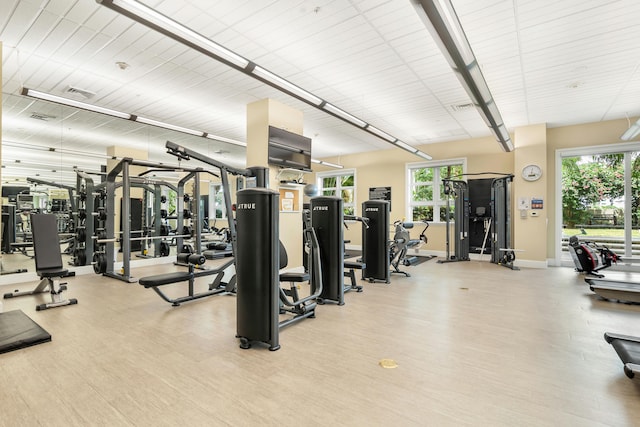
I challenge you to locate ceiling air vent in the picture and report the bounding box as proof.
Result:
[65,86,96,99]
[450,103,475,112]
[30,112,57,121]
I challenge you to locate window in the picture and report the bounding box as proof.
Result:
[317,170,356,215]
[407,159,464,222]
[211,183,226,219]
[557,143,640,264]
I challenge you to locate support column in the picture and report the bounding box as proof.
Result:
[513,124,548,267]
[247,99,304,266]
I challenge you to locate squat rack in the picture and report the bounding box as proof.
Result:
[102,158,210,282]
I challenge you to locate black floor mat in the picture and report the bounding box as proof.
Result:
[0,309,51,354]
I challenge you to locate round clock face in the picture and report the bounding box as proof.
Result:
[522,164,542,181]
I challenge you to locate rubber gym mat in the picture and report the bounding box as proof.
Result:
[0,309,51,354]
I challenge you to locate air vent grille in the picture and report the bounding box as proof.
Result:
[450,103,475,112]
[65,86,96,99]
[30,112,56,121]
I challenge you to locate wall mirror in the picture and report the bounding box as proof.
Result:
[1,91,246,279]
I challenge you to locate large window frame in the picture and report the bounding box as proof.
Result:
[210,183,227,220]
[555,141,640,266]
[406,158,466,223]
[316,169,356,215]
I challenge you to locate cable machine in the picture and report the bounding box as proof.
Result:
[438,179,470,263]
[490,175,518,270]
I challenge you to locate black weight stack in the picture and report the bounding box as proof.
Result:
[311,196,344,305]
[235,188,280,351]
[362,200,390,283]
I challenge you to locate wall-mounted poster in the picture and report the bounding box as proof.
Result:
[369,186,391,211]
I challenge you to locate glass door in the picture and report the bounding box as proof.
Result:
[559,145,640,266]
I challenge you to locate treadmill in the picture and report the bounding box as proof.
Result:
[604,332,640,378]
[586,277,640,304]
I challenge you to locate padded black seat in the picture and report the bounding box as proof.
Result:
[38,268,69,278]
[344,260,364,270]
[343,259,365,293]
[137,256,235,306]
[279,242,309,284]
[3,214,76,311]
[139,272,192,288]
[604,332,640,378]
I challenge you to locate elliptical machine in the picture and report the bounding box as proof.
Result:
[568,235,619,277]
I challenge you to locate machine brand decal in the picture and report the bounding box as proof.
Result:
[365,207,379,212]
[313,206,329,211]
[236,203,256,210]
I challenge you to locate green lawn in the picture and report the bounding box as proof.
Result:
[563,228,640,238]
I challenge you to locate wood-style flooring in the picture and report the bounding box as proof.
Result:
[1,258,640,426]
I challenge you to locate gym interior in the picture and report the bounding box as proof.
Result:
[2,1,640,425]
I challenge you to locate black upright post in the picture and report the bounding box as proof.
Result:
[236,187,280,351]
[362,200,390,283]
[311,196,344,305]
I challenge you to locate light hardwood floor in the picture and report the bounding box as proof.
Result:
[1,258,640,426]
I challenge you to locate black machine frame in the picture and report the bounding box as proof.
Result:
[438,179,470,263]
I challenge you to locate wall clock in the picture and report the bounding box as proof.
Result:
[522,164,542,182]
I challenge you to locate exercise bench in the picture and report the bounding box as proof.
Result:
[138,253,235,306]
[3,214,77,311]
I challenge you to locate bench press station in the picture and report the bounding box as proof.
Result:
[138,253,235,306]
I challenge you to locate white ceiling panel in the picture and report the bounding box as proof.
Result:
[3,0,640,186]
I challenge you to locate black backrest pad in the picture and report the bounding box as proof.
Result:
[31,214,63,271]
[279,241,288,270]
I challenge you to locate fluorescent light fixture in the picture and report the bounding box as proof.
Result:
[323,103,367,128]
[252,66,323,105]
[22,87,132,119]
[467,65,492,103]
[22,87,245,149]
[395,140,418,152]
[621,118,640,141]
[96,0,433,161]
[411,0,513,153]
[311,159,344,169]
[135,116,204,136]
[366,125,396,142]
[430,0,475,65]
[205,133,246,147]
[496,124,513,150]
[98,0,249,69]
[415,150,433,160]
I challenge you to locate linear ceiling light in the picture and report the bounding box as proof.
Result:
[365,125,396,143]
[251,66,323,106]
[21,88,132,119]
[96,0,432,161]
[135,116,204,137]
[621,118,640,141]
[311,159,344,169]
[96,0,248,69]
[22,86,245,144]
[411,0,514,152]
[21,87,344,168]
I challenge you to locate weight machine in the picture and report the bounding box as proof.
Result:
[438,179,470,263]
[490,175,518,270]
[389,220,432,276]
[235,188,322,351]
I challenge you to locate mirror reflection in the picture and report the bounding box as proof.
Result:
[1,92,246,278]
